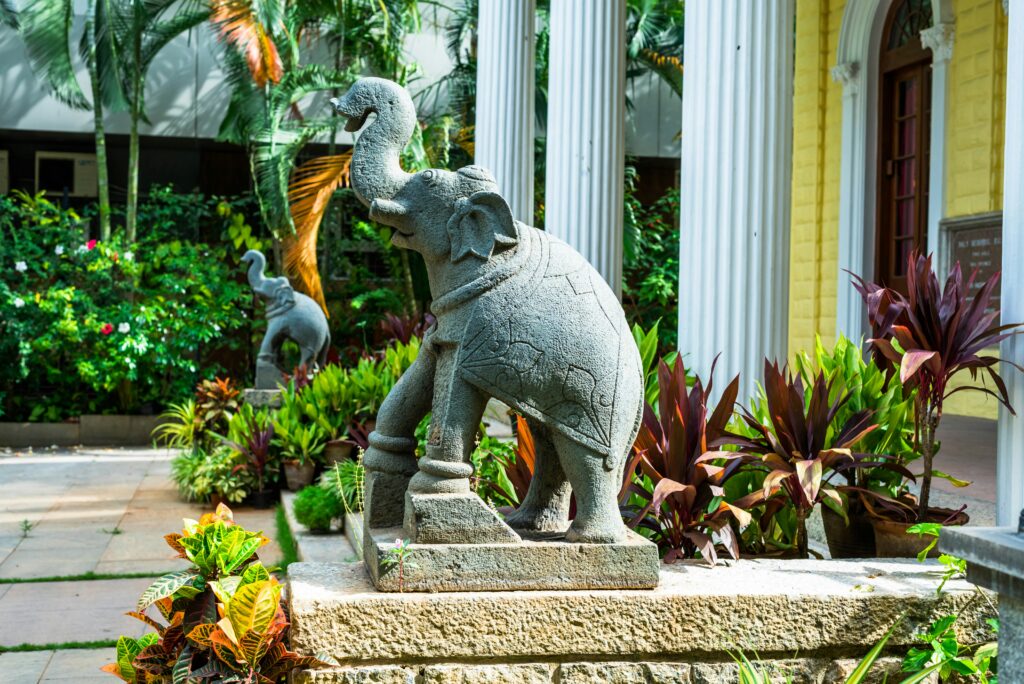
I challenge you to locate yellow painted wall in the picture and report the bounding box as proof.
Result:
[789,0,1007,417]
[789,0,845,359]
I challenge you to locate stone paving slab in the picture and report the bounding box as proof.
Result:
[0,648,112,683]
[0,578,153,647]
[0,447,281,579]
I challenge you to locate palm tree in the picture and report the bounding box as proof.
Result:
[113,1,211,243]
[19,0,125,240]
[210,0,421,312]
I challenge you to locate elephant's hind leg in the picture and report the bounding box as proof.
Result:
[503,418,571,535]
[552,433,628,544]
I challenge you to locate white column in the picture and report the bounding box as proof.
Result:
[833,61,871,341]
[475,0,536,225]
[920,22,954,260]
[678,0,794,395]
[544,0,626,296]
[997,0,1024,526]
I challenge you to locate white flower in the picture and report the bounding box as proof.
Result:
[13,297,25,308]
[15,261,27,272]
[213,323,221,332]
[118,322,131,334]
[76,244,87,253]
[55,245,65,256]
[123,251,134,261]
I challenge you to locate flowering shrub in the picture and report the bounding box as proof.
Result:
[0,191,252,420]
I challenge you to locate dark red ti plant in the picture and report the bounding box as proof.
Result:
[223,411,276,494]
[621,357,755,565]
[377,311,435,346]
[729,360,915,557]
[852,252,1024,521]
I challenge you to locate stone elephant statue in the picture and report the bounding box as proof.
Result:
[241,249,330,388]
[332,78,643,544]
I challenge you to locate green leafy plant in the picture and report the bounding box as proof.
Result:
[292,485,343,533]
[728,360,914,556]
[902,615,998,682]
[221,405,277,494]
[154,400,204,451]
[381,538,417,593]
[794,335,918,500]
[622,357,753,565]
[104,504,325,682]
[853,252,1024,521]
[320,459,365,514]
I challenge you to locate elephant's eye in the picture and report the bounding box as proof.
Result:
[421,169,436,184]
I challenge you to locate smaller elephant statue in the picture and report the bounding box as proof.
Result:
[241,249,330,389]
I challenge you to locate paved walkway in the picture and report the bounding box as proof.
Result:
[0,649,112,683]
[0,447,281,665]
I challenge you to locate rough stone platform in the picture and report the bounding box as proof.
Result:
[288,558,995,683]
[363,525,660,592]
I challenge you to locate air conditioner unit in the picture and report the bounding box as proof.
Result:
[35,151,98,198]
[0,150,8,195]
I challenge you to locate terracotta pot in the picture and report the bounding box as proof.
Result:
[822,506,877,558]
[324,440,354,466]
[247,489,277,509]
[871,507,970,558]
[283,460,316,491]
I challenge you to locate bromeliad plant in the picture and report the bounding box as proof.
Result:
[621,357,754,565]
[104,504,325,682]
[852,252,1024,522]
[729,360,915,557]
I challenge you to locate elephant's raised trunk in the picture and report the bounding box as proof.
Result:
[330,78,416,208]
[242,249,266,290]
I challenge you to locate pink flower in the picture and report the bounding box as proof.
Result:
[86,239,97,251]
[101,323,114,335]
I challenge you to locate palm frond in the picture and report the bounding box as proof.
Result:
[284,152,353,314]
[211,0,283,86]
[1,0,18,29]
[141,9,211,68]
[79,0,129,111]
[19,0,89,109]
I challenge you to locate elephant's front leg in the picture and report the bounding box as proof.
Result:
[408,347,486,495]
[362,348,436,528]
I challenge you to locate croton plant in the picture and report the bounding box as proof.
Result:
[102,504,328,683]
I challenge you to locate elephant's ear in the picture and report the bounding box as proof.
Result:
[273,284,294,309]
[446,191,517,262]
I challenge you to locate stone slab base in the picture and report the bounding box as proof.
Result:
[288,558,992,683]
[297,657,916,684]
[363,525,659,592]
[242,388,282,409]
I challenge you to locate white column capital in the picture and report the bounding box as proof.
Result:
[920,23,955,63]
[831,61,860,95]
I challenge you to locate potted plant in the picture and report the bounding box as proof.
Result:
[728,360,913,558]
[794,335,918,557]
[620,357,755,565]
[852,252,1023,556]
[220,405,278,508]
[308,364,356,465]
[293,485,344,533]
[274,421,327,491]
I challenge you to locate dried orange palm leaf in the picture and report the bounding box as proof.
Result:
[284,152,352,315]
[453,125,475,158]
[211,0,283,86]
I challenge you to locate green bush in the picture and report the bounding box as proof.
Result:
[293,485,343,533]
[0,190,253,420]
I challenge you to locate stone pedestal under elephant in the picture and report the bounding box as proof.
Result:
[241,249,330,389]
[332,78,644,547]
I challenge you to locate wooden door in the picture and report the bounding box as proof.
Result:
[875,0,933,293]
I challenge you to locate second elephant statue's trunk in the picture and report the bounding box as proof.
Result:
[330,78,417,207]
